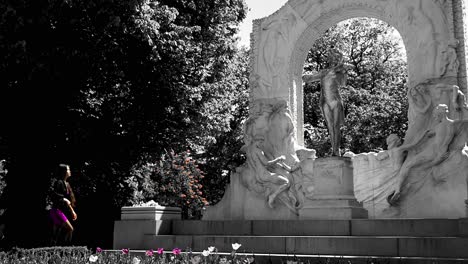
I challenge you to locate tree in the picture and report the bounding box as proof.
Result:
[0,0,247,248]
[303,18,408,156]
[196,48,250,205]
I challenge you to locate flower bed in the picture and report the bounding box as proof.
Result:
[0,245,405,263]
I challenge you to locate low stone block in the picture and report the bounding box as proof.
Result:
[113,220,172,249]
[121,206,181,220]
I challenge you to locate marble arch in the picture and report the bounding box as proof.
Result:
[203,0,468,220]
[249,0,467,145]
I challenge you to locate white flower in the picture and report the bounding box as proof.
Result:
[208,246,215,252]
[135,200,159,207]
[132,257,141,264]
[88,255,98,262]
[232,243,241,250]
[190,256,202,264]
[202,250,210,257]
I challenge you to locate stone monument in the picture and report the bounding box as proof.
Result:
[203,0,468,220]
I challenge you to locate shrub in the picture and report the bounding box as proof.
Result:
[131,150,208,219]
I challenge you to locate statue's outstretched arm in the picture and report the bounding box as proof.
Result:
[302,72,322,83]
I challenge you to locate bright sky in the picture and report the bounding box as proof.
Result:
[237,0,288,48]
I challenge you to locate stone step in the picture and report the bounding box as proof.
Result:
[142,235,468,259]
[171,219,461,237]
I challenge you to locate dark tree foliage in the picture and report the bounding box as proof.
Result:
[303,18,408,156]
[0,0,247,248]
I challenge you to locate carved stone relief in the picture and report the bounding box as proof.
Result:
[253,5,307,99]
[204,0,467,220]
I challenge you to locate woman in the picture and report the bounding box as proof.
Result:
[47,164,77,245]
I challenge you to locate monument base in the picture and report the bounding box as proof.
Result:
[300,156,368,219]
[300,199,368,219]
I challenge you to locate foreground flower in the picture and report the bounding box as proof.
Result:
[89,255,98,262]
[172,248,182,255]
[208,246,215,252]
[190,255,202,264]
[202,250,210,257]
[219,257,228,264]
[146,249,154,256]
[232,243,242,250]
[246,257,255,264]
[132,257,141,264]
[96,247,102,253]
[121,248,129,254]
[157,248,164,255]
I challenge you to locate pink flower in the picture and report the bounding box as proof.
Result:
[172,248,182,255]
[146,249,154,256]
[96,247,102,253]
[157,248,164,255]
[121,248,129,254]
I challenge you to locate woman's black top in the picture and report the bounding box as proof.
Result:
[48,179,73,218]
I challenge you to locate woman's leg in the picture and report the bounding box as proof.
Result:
[50,224,60,246]
[59,220,74,245]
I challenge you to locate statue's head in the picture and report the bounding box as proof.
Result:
[386,134,401,149]
[327,48,344,67]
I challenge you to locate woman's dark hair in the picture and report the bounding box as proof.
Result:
[56,163,76,207]
[56,164,69,180]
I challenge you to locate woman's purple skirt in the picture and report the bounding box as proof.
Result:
[49,208,68,225]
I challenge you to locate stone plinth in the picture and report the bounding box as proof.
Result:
[300,156,368,219]
[113,205,181,249]
[121,205,181,220]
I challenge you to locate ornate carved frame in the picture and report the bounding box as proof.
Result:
[249,0,467,145]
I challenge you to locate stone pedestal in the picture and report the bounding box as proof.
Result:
[113,205,181,249]
[300,156,368,219]
[121,205,181,220]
